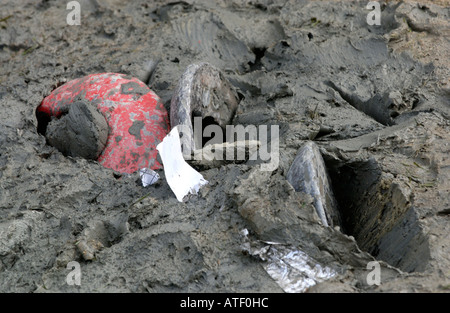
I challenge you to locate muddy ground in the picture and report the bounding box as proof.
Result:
[0,0,449,292]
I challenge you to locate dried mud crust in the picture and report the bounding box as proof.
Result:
[0,0,449,292]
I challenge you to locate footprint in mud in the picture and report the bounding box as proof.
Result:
[76,214,129,261]
[45,101,109,160]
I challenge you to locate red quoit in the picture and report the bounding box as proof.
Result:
[37,73,170,173]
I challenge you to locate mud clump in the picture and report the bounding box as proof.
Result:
[0,0,449,293]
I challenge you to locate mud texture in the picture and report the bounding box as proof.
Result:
[0,0,449,293]
[287,141,342,228]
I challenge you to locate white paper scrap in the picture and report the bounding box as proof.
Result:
[139,168,160,187]
[156,126,208,202]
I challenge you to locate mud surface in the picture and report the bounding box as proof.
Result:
[0,0,449,292]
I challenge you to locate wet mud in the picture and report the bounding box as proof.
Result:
[0,0,449,292]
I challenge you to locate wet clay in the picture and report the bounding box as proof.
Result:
[46,101,108,160]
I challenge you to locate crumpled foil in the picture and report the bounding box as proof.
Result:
[240,229,337,293]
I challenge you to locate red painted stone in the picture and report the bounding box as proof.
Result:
[37,73,170,173]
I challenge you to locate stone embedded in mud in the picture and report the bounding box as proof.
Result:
[156,126,208,202]
[37,73,170,174]
[170,63,240,156]
[139,168,160,187]
[286,141,342,228]
[322,112,450,273]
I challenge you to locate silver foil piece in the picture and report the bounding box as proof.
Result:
[240,229,337,293]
